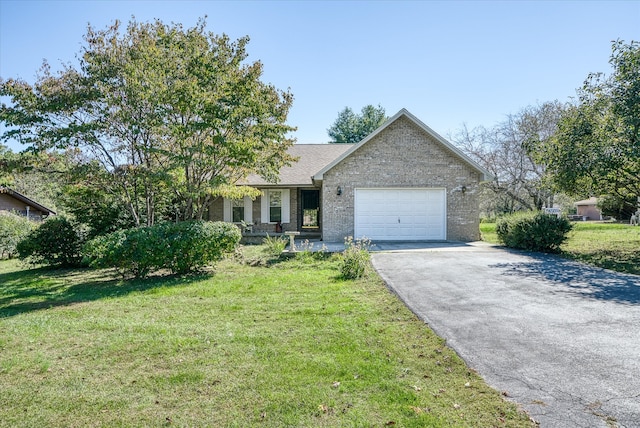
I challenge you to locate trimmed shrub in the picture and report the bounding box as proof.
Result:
[83,228,160,278]
[84,221,241,278]
[496,211,572,253]
[0,212,34,259]
[17,216,85,267]
[339,236,371,279]
[157,221,241,274]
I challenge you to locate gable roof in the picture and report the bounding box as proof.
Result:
[243,143,354,187]
[312,108,493,182]
[0,187,56,215]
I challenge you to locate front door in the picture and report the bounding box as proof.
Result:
[301,190,320,229]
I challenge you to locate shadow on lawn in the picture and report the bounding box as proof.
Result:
[491,252,640,305]
[563,250,640,276]
[0,266,207,318]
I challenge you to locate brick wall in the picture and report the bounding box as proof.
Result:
[321,116,483,242]
[209,197,224,222]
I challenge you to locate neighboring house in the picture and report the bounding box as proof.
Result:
[0,187,56,221]
[209,109,491,242]
[574,197,602,220]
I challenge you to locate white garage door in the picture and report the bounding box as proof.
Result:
[354,188,446,241]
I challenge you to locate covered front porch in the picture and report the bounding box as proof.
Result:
[210,186,323,243]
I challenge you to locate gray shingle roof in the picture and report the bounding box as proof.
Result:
[244,144,355,186]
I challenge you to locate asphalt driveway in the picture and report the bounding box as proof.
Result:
[371,242,640,428]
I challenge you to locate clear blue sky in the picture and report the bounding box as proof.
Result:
[1,0,638,150]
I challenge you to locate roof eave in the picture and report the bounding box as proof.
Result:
[0,187,56,215]
[312,108,492,181]
[243,182,318,188]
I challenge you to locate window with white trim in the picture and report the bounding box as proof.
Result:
[269,190,282,222]
[223,196,252,224]
[261,189,290,224]
[232,199,245,223]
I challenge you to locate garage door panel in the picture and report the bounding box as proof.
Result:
[371,227,387,236]
[355,188,446,241]
[414,202,428,210]
[398,228,415,237]
[397,193,413,204]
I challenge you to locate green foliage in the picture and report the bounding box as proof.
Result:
[496,211,572,253]
[17,216,84,267]
[0,144,10,185]
[159,221,241,275]
[84,221,241,278]
[0,143,25,187]
[60,182,136,239]
[262,233,287,256]
[0,212,34,259]
[0,148,68,214]
[1,17,295,225]
[327,104,387,144]
[538,40,640,202]
[83,229,156,278]
[339,236,371,279]
[597,194,637,220]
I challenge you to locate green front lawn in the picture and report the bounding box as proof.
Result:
[0,253,533,427]
[481,221,640,275]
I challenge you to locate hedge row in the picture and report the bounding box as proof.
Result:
[16,217,241,277]
[84,221,241,278]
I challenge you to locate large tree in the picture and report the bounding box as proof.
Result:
[536,40,640,208]
[454,101,564,215]
[0,18,295,226]
[327,104,387,144]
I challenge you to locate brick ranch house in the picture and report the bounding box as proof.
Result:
[209,109,491,242]
[0,187,56,221]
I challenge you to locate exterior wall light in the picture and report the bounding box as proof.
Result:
[336,186,342,196]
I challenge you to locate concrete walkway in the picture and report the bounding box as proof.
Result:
[371,242,640,428]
